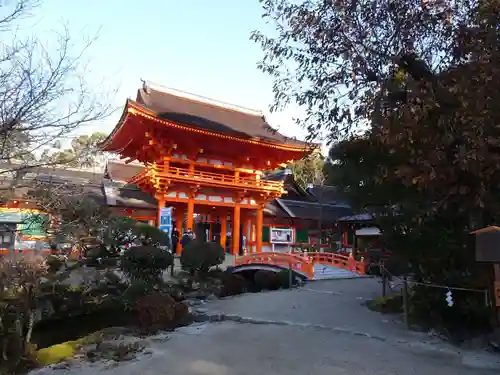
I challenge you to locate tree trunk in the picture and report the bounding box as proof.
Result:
[24,311,34,355]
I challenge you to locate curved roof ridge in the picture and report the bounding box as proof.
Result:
[144,80,264,117]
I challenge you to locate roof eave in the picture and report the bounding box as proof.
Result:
[275,198,296,218]
[111,100,314,153]
[100,99,135,152]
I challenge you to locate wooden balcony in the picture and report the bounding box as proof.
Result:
[130,164,285,193]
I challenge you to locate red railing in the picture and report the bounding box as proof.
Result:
[235,252,314,278]
[234,251,368,279]
[304,252,368,275]
[132,164,284,192]
[291,251,368,275]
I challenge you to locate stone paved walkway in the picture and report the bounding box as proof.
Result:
[32,278,500,375]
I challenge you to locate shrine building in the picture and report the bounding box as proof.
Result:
[101,81,317,254]
[0,161,370,255]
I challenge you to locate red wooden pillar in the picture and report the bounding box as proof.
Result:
[221,213,227,251]
[186,198,194,233]
[232,204,241,255]
[256,204,263,253]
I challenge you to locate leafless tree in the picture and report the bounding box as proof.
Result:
[0,0,114,186]
[27,181,110,244]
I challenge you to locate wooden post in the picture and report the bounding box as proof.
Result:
[256,204,263,253]
[352,234,358,260]
[469,227,500,327]
[221,214,227,252]
[382,272,387,298]
[250,220,256,253]
[494,264,500,323]
[244,216,251,253]
[403,275,410,329]
[380,262,387,297]
[232,204,241,255]
[208,213,212,241]
[175,207,184,254]
[186,198,194,234]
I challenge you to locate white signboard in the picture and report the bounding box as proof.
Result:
[270,227,294,244]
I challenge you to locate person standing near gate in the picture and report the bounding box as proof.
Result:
[181,229,193,250]
[171,227,179,253]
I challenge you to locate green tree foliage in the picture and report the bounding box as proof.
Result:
[41,132,108,168]
[290,152,325,190]
[257,0,499,336]
[252,0,484,142]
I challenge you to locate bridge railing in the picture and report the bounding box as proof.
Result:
[292,251,368,275]
[235,252,314,278]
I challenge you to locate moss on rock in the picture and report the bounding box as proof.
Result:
[34,330,105,365]
[35,342,77,365]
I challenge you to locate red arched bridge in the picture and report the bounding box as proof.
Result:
[233,252,368,280]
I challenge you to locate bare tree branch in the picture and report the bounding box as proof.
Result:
[0,3,115,195]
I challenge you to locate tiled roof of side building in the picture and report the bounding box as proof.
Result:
[103,180,157,209]
[25,174,106,205]
[275,198,353,223]
[135,81,312,149]
[262,168,314,201]
[104,160,145,182]
[103,161,157,209]
[337,213,374,222]
[306,185,350,205]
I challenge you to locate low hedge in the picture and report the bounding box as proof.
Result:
[180,241,225,275]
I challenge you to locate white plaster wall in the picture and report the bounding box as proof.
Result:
[261,244,293,253]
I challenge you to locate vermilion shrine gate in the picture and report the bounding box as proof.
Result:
[101,82,314,255]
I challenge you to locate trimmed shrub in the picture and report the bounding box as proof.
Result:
[120,246,174,284]
[121,279,153,310]
[85,244,111,260]
[254,270,282,290]
[278,269,295,289]
[45,255,65,273]
[180,241,225,275]
[221,272,246,296]
[409,286,491,338]
[134,222,170,247]
[135,292,177,331]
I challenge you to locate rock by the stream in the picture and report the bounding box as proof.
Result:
[32,327,150,371]
[57,266,127,288]
[36,265,129,321]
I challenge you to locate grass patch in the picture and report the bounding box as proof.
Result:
[365,294,403,314]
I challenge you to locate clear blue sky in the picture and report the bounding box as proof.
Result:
[30,0,308,142]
